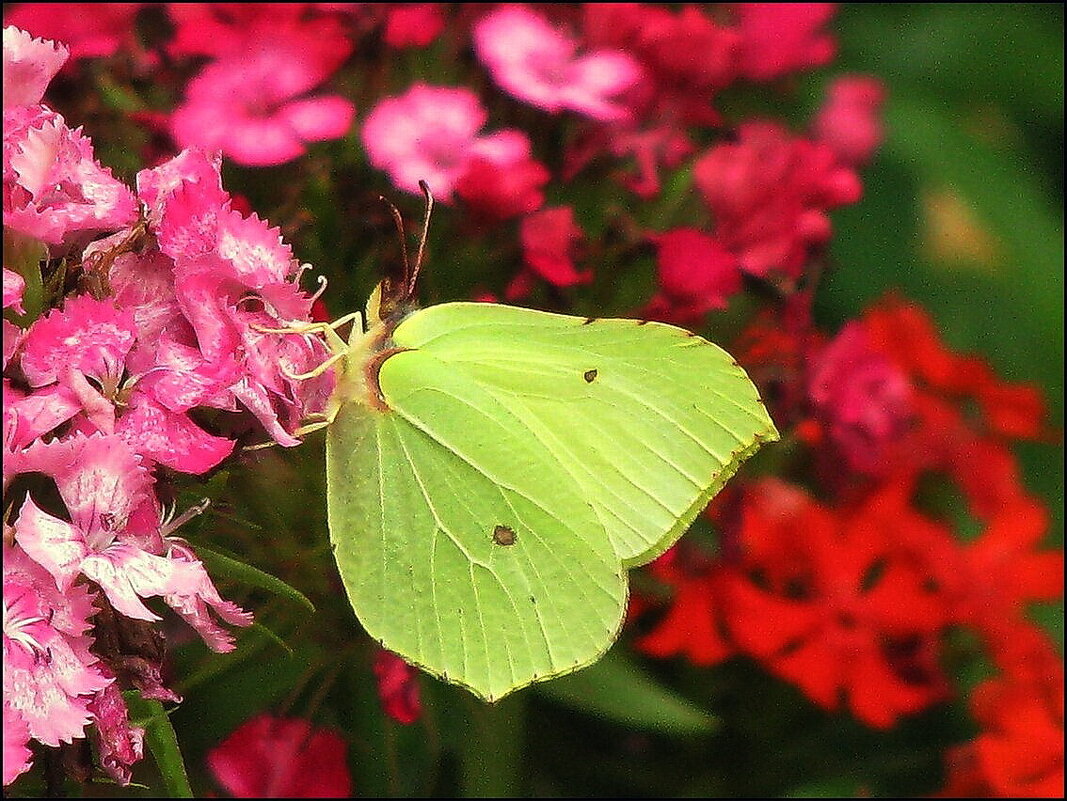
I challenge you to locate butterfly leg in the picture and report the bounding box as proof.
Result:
[280,350,347,381]
[243,416,333,450]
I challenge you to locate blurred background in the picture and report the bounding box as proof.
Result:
[4,3,1062,797]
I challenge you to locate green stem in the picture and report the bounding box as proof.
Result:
[459,691,527,797]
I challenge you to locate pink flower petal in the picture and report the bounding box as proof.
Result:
[87,679,144,786]
[19,294,137,388]
[12,496,87,592]
[3,544,110,747]
[2,25,69,108]
[116,394,235,475]
[2,698,33,786]
[277,96,355,142]
[80,542,193,621]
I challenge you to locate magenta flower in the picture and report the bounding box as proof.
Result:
[362,83,533,201]
[208,714,353,798]
[4,4,141,61]
[170,17,354,166]
[164,4,313,60]
[693,121,862,281]
[17,293,236,472]
[473,5,642,121]
[807,321,914,475]
[733,3,838,81]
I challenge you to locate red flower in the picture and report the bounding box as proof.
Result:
[383,3,445,49]
[940,661,1064,798]
[863,295,1049,441]
[373,649,423,725]
[643,228,742,324]
[732,3,838,81]
[724,479,949,728]
[636,543,736,666]
[456,155,550,223]
[207,714,352,798]
[509,206,590,299]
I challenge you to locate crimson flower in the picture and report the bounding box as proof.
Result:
[208,714,352,798]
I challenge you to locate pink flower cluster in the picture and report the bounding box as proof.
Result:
[3,27,330,786]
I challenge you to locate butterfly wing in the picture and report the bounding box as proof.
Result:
[387,303,778,564]
[327,354,624,703]
[327,302,776,700]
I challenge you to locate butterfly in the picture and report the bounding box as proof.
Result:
[279,183,776,701]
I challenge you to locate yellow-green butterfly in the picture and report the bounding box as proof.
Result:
[287,184,777,702]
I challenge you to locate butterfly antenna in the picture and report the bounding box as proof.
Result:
[409,180,435,297]
[378,194,411,281]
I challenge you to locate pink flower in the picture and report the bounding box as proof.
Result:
[3,543,111,751]
[170,17,354,166]
[208,715,353,798]
[16,293,237,472]
[733,3,838,81]
[813,75,887,166]
[473,5,642,121]
[509,206,589,300]
[3,109,138,251]
[383,3,445,48]
[374,649,422,725]
[362,83,532,201]
[12,432,252,652]
[4,4,141,61]
[644,228,742,324]
[693,121,861,281]
[44,149,335,453]
[807,321,914,474]
[2,26,69,108]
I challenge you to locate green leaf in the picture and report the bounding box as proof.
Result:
[327,300,776,701]
[534,649,717,735]
[124,693,192,798]
[194,544,316,614]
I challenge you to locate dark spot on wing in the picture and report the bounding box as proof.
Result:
[582,317,596,325]
[583,369,598,383]
[492,525,517,546]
